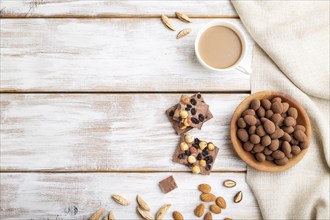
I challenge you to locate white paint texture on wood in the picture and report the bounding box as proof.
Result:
[0,93,247,171]
[0,0,237,18]
[0,172,261,219]
[0,18,252,92]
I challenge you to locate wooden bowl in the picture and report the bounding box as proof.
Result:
[230,91,311,172]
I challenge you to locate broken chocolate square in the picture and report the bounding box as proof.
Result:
[172,134,219,175]
[173,93,211,130]
[159,175,177,194]
[166,104,213,135]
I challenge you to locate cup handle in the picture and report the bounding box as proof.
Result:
[236,66,252,75]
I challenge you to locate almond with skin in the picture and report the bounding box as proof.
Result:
[223,180,236,188]
[137,195,151,211]
[89,208,105,220]
[112,194,131,206]
[200,193,216,202]
[216,196,226,209]
[161,15,175,31]
[224,218,233,220]
[204,212,213,220]
[172,211,184,220]
[137,206,153,220]
[156,204,171,220]
[210,204,221,214]
[198,184,211,193]
[194,203,205,217]
[175,12,192,23]
[234,191,243,203]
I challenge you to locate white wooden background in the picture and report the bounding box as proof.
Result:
[0,0,261,219]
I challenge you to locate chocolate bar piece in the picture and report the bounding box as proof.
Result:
[173,93,210,129]
[159,176,177,194]
[166,104,213,135]
[172,134,219,175]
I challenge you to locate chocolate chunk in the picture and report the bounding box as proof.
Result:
[197,94,201,99]
[172,135,219,175]
[191,108,196,115]
[169,110,174,117]
[192,143,199,149]
[190,98,197,105]
[191,117,199,124]
[198,114,205,122]
[185,107,190,111]
[187,104,192,109]
[159,176,177,194]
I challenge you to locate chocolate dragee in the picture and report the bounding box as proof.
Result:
[172,134,219,175]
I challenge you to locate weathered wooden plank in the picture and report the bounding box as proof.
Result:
[0,0,237,18]
[0,172,261,219]
[0,93,247,171]
[0,18,252,92]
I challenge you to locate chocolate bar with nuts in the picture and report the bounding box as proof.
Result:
[173,93,210,129]
[166,104,213,135]
[159,175,177,194]
[172,134,219,175]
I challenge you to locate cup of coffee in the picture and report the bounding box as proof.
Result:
[195,21,248,72]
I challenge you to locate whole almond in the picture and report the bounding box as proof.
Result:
[137,206,153,220]
[216,196,226,209]
[89,208,105,220]
[209,204,221,214]
[204,212,213,220]
[161,15,175,31]
[112,194,131,206]
[234,191,243,203]
[156,204,171,220]
[223,180,236,188]
[176,28,191,39]
[200,193,216,202]
[198,184,211,193]
[172,211,184,220]
[137,195,151,211]
[194,203,205,217]
[175,12,192,23]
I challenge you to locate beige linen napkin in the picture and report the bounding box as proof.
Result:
[231,1,329,219]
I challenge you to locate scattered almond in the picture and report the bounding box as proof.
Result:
[88,208,105,220]
[104,210,115,220]
[194,203,205,217]
[137,206,154,220]
[172,211,184,220]
[161,14,175,31]
[198,184,211,193]
[216,196,226,209]
[210,204,221,214]
[176,28,191,39]
[112,194,131,206]
[175,12,192,23]
[223,180,237,188]
[137,195,151,211]
[200,193,216,202]
[204,212,213,220]
[234,191,243,203]
[156,204,171,220]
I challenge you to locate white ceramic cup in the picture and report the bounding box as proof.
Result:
[195,21,249,73]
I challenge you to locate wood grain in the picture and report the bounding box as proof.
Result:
[0,0,237,18]
[0,18,252,92]
[0,93,248,171]
[0,172,261,219]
